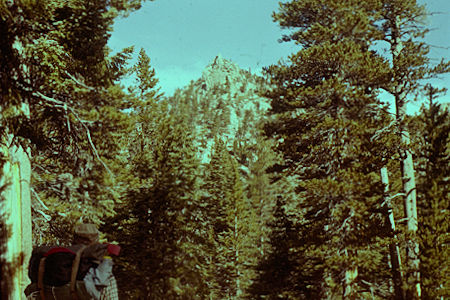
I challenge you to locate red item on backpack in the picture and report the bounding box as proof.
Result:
[106,244,121,256]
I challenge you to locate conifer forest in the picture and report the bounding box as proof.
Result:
[1,0,449,299]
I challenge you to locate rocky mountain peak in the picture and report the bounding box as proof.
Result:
[169,56,271,163]
[201,54,244,90]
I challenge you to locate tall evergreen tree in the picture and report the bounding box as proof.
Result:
[262,0,404,298]
[109,101,207,299]
[244,135,278,259]
[201,138,239,299]
[0,0,157,248]
[412,85,449,299]
[248,195,324,300]
[131,48,161,101]
[378,2,449,297]
[106,53,210,297]
[262,0,449,298]
[200,136,263,299]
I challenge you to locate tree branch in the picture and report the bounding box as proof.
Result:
[31,187,49,210]
[33,91,114,178]
[64,71,96,91]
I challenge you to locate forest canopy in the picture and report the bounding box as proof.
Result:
[0,0,448,299]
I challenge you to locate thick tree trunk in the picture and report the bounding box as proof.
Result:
[390,15,421,299]
[0,137,32,300]
[343,249,358,300]
[381,167,404,299]
[399,137,420,299]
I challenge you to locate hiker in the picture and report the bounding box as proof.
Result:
[25,223,120,300]
[72,223,120,300]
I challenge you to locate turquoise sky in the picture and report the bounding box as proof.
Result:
[109,0,450,111]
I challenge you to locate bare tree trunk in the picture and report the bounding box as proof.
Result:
[344,267,358,299]
[343,249,358,300]
[0,137,32,300]
[390,15,421,300]
[381,167,404,299]
[399,137,421,299]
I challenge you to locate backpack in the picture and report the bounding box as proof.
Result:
[27,243,110,300]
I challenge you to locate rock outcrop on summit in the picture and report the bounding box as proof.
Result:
[169,55,271,163]
[201,54,244,91]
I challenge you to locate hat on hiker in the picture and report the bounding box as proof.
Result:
[73,223,100,244]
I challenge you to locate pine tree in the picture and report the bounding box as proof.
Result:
[198,136,261,299]
[131,48,161,101]
[263,1,450,298]
[412,85,449,299]
[0,0,150,244]
[233,127,280,298]
[248,195,324,299]
[108,57,209,297]
[244,135,278,259]
[201,138,237,298]
[263,0,402,298]
[378,2,450,297]
[109,102,207,298]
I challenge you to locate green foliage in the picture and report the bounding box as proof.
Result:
[253,0,450,298]
[2,0,280,298]
[6,0,449,297]
[107,99,210,298]
[249,196,320,300]
[257,0,413,298]
[412,86,450,299]
[200,137,263,299]
[105,56,279,298]
[130,48,161,100]
[202,138,239,298]
[0,0,152,243]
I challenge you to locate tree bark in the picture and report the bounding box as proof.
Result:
[343,249,358,300]
[0,137,32,300]
[381,167,404,299]
[390,15,421,300]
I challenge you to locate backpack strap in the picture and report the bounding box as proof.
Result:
[37,257,46,300]
[70,245,87,300]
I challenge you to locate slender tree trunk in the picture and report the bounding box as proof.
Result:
[344,267,358,299]
[343,249,358,300]
[381,167,405,299]
[390,15,421,300]
[399,130,420,299]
